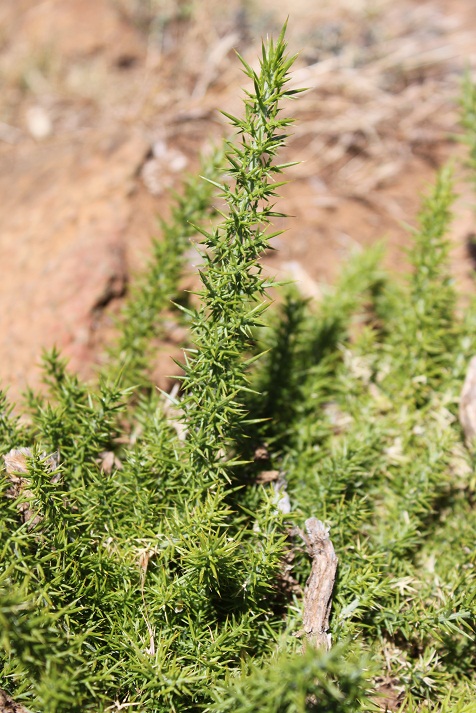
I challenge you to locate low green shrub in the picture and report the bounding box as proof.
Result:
[1,25,475,713]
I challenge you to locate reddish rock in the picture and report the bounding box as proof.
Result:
[2,0,144,63]
[0,130,148,402]
[0,0,475,411]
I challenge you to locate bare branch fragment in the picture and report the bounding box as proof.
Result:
[459,356,476,445]
[0,688,30,713]
[302,517,338,650]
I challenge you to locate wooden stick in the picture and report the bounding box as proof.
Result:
[302,518,338,650]
[0,688,30,713]
[459,356,476,446]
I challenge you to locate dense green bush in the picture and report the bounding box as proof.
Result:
[1,26,476,712]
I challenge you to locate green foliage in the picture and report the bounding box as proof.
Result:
[1,27,476,713]
[460,72,476,189]
[178,26,302,493]
[208,644,376,713]
[111,149,224,389]
[380,166,458,405]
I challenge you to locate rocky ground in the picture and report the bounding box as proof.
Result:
[1,0,476,402]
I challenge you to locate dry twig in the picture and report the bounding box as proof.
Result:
[0,689,30,713]
[302,517,338,650]
[459,356,476,445]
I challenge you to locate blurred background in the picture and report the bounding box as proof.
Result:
[1,0,475,400]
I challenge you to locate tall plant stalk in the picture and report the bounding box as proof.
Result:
[179,24,301,490]
[110,151,223,389]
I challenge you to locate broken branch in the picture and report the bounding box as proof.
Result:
[302,517,338,650]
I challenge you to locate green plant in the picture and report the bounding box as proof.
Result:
[1,25,476,713]
[110,148,223,389]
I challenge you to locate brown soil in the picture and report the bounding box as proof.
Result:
[1,0,476,403]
